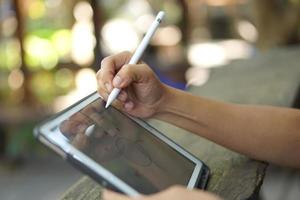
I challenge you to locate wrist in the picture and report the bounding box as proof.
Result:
[154,85,178,119]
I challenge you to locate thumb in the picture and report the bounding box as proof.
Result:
[112,64,151,89]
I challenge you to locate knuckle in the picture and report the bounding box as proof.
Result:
[121,51,132,57]
[97,74,105,83]
[97,70,111,83]
[97,84,106,93]
[142,64,152,73]
[100,74,109,82]
[96,70,102,79]
[97,80,105,89]
[100,56,111,66]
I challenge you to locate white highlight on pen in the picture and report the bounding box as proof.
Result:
[105,11,165,109]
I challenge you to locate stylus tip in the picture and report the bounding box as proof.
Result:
[105,101,110,109]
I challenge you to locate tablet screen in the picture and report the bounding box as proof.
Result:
[58,98,195,194]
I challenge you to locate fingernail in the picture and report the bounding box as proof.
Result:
[105,83,112,92]
[113,75,122,87]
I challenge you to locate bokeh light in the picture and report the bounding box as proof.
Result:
[53,68,97,111]
[51,30,72,60]
[30,71,55,104]
[28,0,46,19]
[1,16,18,37]
[0,39,22,70]
[204,0,246,6]
[71,22,95,66]
[187,39,253,68]
[123,0,152,18]
[134,14,155,33]
[219,39,253,60]
[75,68,97,91]
[73,1,93,21]
[188,43,227,68]
[8,69,24,90]
[101,19,139,54]
[237,20,258,42]
[185,67,210,87]
[24,35,58,70]
[152,26,182,46]
[54,68,73,89]
[45,0,62,8]
[71,1,95,66]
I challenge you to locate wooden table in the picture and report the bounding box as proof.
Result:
[61,47,300,200]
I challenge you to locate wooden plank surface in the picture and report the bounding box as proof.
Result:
[61,47,300,200]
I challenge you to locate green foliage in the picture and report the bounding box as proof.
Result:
[0,39,21,71]
[6,123,36,157]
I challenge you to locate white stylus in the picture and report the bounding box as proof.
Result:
[105,11,165,109]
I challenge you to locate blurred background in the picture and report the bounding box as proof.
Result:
[0,0,299,199]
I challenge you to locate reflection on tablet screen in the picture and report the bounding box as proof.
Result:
[58,98,195,194]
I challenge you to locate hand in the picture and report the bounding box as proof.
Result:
[59,111,91,149]
[102,186,222,200]
[59,100,104,149]
[97,51,168,118]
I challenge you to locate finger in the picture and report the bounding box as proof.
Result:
[69,112,92,125]
[102,189,132,200]
[124,101,134,111]
[72,133,88,150]
[117,90,128,102]
[112,64,152,89]
[146,186,185,200]
[98,51,133,90]
[98,84,109,100]
[89,98,106,112]
[147,186,221,200]
[89,111,106,126]
[97,74,112,95]
[101,51,133,71]
[59,111,93,137]
[82,99,106,114]
[59,120,88,136]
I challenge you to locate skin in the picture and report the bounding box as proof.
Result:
[102,186,221,200]
[97,51,300,200]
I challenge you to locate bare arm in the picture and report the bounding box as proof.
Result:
[97,51,300,169]
[156,86,300,168]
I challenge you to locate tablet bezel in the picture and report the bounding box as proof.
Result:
[35,92,205,196]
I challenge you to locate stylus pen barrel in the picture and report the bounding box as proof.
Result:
[105,11,165,108]
[105,88,121,108]
[128,13,163,64]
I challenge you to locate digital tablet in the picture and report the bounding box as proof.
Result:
[34,92,209,196]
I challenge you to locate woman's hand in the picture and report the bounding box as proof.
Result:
[97,51,169,118]
[102,186,222,200]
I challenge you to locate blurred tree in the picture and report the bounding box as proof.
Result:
[90,0,105,69]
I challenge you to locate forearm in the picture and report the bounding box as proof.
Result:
[155,86,300,168]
